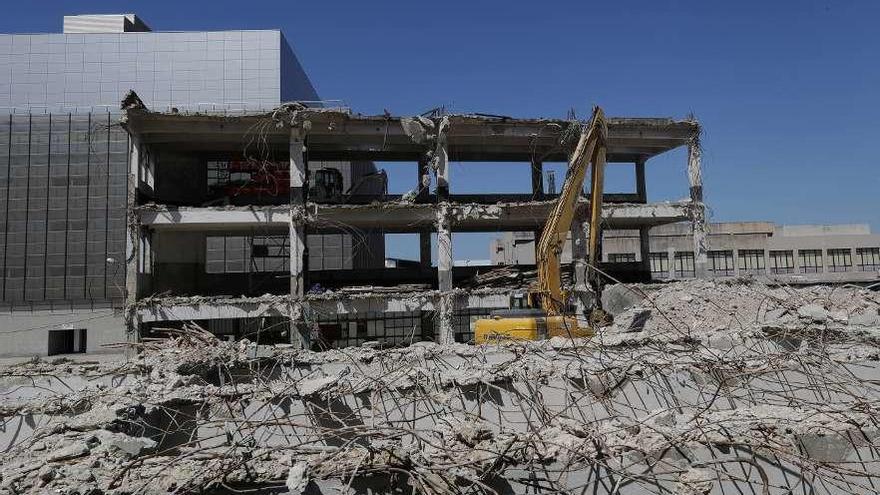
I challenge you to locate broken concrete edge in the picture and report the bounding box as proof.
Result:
[135,200,695,225]
[132,286,534,309]
[118,90,700,134]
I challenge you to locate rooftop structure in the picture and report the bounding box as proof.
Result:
[62,14,152,33]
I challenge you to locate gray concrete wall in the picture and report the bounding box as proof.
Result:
[0,306,125,357]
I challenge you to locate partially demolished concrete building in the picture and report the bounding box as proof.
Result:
[123,102,705,349]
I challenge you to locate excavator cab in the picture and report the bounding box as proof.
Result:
[475,106,608,344]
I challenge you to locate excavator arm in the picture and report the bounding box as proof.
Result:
[474,106,607,343]
[535,107,607,316]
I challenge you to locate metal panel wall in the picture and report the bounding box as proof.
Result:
[0,30,307,113]
[0,112,128,307]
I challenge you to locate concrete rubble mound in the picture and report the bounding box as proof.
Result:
[2,279,880,494]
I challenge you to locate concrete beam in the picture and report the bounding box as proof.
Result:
[136,291,511,323]
[139,201,694,233]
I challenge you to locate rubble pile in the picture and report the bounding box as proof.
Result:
[1,279,880,494]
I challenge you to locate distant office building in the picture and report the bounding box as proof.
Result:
[492,222,880,284]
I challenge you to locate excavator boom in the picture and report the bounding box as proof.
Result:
[475,106,607,343]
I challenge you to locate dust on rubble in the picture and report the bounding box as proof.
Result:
[1,279,879,494]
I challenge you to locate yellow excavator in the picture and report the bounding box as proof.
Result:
[474,106,608,343]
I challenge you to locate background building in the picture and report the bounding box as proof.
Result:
[0,14,383,357]
[492,222,880,284]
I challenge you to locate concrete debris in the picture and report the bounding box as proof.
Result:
[1,279,880,494]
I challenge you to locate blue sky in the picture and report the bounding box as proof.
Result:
[3,1,878,261]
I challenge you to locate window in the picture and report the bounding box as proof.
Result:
[649,252,669,278]
[206,235,289,274]
[48,329,87,355]
[674,252,695,278]
[856,248,880,271]
[769,250,795,274]
[206,160,229,186]
[708,250,735,277]
[738,249,765,275]
[608,253,636,263]
[827,249,852,272]
[798,249,822,274]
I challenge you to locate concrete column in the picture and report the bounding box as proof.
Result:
[289,127,309,348]
[124,136,142,346]
[667,247,676,280]
[571,219,591,319]
[639,226,651,277]
[435,123,449,200]
[531,161,544,200]
[688,137,709,278]
[635,158,647,203]
[732,249,741,277]
[417,157,430,203]
[419,230,432,268]
[436,204,454,343]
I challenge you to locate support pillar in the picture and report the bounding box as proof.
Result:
[124,136,142,350]
[436,204,454,344]
[531,161,544,200]
[639,226,651,277]
[635,158,647,203]
[419,230,432,268]
[688,135,709,278]
[434,119,449,200]
[417,157,430,203]
[289,127,309,348]
[571,219,592,320]
[667,247,676,280]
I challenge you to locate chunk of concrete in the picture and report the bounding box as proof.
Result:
[601,284,645,316]
[609,308,652,333]
[47,442,89,462]
[797,304,828,322]
[851,309,880,327]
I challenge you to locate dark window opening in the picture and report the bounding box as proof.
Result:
[708,250,735,277]
[47,328,86,355]
[798,250,822,274]
[769,250,794,274]
[674,252,695,278]
[827,249,852,273]
[738,249,765,275]
[856,247,880,271]
[649,252,669,278]
[608,253,636,263]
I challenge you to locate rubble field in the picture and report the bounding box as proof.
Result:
[2,279,880,494]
